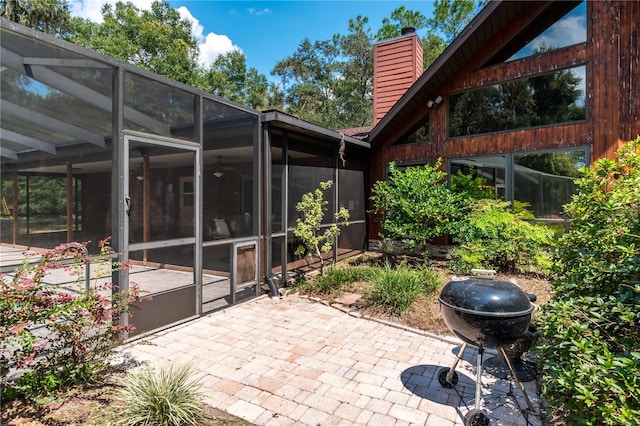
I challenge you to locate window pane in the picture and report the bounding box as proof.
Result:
[450,156,507,199]
[124,71,196,142]
[514,149,585,218]
[483,1,587,66]
[449,66,586,137]
[202,97,259,241]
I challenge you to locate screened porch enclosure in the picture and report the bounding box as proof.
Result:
[0,18,369,337]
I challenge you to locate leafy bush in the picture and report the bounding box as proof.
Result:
[0,240,143,400]
[449,167,496,200]
[537,137,640,424]
[370,160,464,257]
[115,363,205,426]
[448,199,554,274]
[365,263,441,315]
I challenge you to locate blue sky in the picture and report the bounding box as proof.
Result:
[69,1,436,78]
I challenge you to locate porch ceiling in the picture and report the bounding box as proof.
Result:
[0,18,261,175]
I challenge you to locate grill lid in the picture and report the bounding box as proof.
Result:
[439,277,534,317]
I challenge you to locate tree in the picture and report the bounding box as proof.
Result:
[330,16,374,127]
[294,181,349,276]
[272,37,341,127]
[370,161,464,256]
[68,1,202,87]
[427,0,484,44]
[0,0,70,36]
[375,6,427,41]
[203,50,271,109]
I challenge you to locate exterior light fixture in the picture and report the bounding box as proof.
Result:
[428,96,443,108]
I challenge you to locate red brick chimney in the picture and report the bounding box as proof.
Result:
[373,27,423,126]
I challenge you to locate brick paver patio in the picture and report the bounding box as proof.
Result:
[119,295,543,425]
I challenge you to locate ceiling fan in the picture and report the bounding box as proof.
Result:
[211,156,233,178]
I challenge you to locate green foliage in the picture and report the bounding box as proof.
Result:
[375,6,428,41]
[69,1,201,87]
[0,240,144,400]
[448,199,554,274]
[272,16,373,128]
[370,160,464,256]
[365,263,441,315]
[296,264,380,295]
[294,181,349,275]
[0,0,70,35]
[428,0,485,43]
[449,168,496,200]
[115,363,205,426]
[203,50,272,110]
[537,138,640,424]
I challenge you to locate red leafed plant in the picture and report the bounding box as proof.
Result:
[0,238,145,400]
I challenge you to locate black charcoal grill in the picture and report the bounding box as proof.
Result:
[437,277,538,425]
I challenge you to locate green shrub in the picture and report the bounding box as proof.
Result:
[449,167,496,200]
[370,160,464,257]
[537,137,640,424]
[448,199,554,274]
[115,363,205,426]
[365,263,441,315]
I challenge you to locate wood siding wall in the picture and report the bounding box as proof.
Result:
[369,0,640,239]
[373,33,423,126]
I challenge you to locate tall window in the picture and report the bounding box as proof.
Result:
[484,1,587,66]
[514,150,585,218]
[449,147,587,219]
[449,66,586,137]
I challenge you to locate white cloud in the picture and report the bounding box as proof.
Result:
[247,7,271,16]
[175,6,241,68]
[531,15,587,51]
[69,0,155,23]
[69,1,241,68]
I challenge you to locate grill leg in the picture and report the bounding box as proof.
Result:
[474,346,484,411]
[500,347,535,412]
[446,342,466,383]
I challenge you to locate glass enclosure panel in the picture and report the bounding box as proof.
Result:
[202,243,231,313]
[123,71,196,142]
[514,149,585,218]
[450,156,507,199]
[271,235,285,274]
[202,98,258,241]
[271,132,285,233]
[338,168,366,221]
[0,169,107,254]
[128,246,196,336]
[449,66,587,137]
[287,136,335,228]
[128,141,195,243]
[338,222,367,255]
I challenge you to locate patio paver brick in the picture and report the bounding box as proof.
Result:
[120,295,542,426]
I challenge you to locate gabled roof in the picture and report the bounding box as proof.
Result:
[367,0,582,146]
